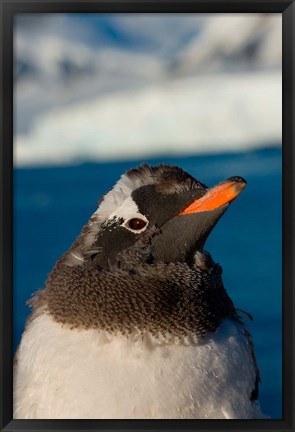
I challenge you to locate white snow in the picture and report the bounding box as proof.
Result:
[14,13,282,167]
[177,14,281,73]
[15,71,281,167]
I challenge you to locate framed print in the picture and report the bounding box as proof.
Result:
[0,1,294,431]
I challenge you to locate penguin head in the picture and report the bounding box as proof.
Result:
[64,164,246,269]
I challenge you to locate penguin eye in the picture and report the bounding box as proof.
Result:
[127,218,147,231]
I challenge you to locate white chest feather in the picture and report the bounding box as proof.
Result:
[14,313,263,419]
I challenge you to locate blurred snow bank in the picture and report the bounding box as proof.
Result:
[15,71,281,167]
[14,13,282,167]
[176,14,282,73]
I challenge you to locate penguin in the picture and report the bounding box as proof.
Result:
[13,163,265,419]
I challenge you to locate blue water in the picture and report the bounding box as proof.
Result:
[14,147,282,418]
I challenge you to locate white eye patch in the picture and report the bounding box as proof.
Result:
[108,196,149,234]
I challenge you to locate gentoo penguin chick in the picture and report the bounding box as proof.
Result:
[14,164,265,419]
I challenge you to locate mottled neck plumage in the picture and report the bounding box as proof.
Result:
[31,252,236,342]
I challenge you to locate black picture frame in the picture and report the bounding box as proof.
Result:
[0,1,294,431]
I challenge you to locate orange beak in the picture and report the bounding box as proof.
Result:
[180,177,247,215]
